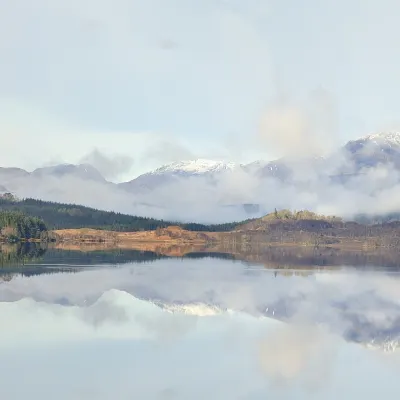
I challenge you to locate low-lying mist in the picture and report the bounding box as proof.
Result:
[4,149,400,223]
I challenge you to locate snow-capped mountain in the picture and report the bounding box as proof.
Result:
[119,132,400,194]
[116,131,400,219]
[2,131,400,222]
[355,131,400,147]
[122,157,322,194]
[150,159,238,175]
[344,131,400,170]
[120,159,241,194]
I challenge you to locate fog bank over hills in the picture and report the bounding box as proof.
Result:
[2,132,400,223]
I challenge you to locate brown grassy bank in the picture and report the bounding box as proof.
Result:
[53,226,219,244]
[52,213,400,252]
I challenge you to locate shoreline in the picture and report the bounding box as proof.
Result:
[50,229,390,254]
[51,227,394,251]
[2,225,398,253]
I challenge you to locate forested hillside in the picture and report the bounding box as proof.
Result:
[0,198,244,232]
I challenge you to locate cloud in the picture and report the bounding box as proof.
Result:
[259,88,339,159]
[158,39,179,50]
[0,0,274,170]
[80,149,134,181]
[6,146,400,224]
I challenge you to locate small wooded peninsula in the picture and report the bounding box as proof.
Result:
[0,210,48,243]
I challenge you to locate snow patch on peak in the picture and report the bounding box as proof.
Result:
[158,302,226,316]
[151,159,238,175]
[358,131,400,146]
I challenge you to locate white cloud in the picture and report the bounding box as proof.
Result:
[80,149,134,181]
[0,0,273,170]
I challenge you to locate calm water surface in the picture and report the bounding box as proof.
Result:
[1,247,400,399]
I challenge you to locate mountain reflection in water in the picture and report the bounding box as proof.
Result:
[1,246,400,399]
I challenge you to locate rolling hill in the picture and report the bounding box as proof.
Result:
[0,197,245,232]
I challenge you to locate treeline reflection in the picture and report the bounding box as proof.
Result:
[1,243,400,276]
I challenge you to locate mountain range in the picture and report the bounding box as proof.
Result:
[2,131,400,222]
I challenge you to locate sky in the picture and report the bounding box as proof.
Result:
[1,0,400,181]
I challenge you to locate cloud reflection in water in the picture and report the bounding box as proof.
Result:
[1,258,400,398]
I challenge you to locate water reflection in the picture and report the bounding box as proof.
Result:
[3,242,400,272]
[1,257,400,350]
[1,250,400,398]
[0,243,47,267]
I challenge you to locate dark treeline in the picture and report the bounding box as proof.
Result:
[0,210,48,241]
[0,198,248,232]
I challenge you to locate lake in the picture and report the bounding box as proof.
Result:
[1,245,400,399]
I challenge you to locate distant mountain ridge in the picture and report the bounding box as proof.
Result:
[2,131,400,222]
[31,163,106,182]
[2,130,400,185]
[123,131,400,186]
[0,163,107,185]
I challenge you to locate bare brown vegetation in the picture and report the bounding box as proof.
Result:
[53,226,219,246]
[52,209,400,252]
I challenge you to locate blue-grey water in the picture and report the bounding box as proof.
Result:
[1,247,400,399]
